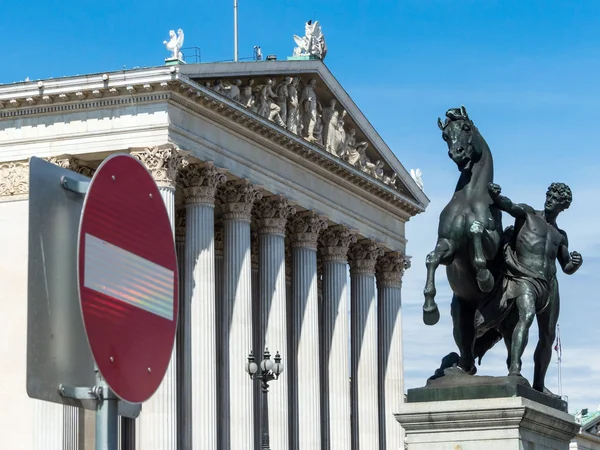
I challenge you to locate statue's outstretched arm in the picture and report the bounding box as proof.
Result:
[488,182,528,218]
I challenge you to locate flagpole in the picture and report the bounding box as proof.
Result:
[234,0,238,62]
[555,323,562,397]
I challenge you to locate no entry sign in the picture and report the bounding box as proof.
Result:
[77,154,178,404]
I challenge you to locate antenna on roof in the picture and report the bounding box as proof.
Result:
[234,0,239,62]
[253,46,262,61]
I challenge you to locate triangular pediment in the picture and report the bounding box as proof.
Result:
[179,60,428,212]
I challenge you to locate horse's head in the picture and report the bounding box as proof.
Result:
[438,106,483,173]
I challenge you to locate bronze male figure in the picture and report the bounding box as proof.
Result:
[487,182,583,394]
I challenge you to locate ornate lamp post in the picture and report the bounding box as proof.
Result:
[245,348,284,450]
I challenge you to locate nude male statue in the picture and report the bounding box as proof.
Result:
[487,182,582,394]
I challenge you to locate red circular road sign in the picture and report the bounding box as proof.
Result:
[77,153,178,404]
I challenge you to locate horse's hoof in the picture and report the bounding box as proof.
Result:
[423,305,440,326]
[477,269,494,293]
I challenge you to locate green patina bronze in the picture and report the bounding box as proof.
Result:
[421,106,583,399]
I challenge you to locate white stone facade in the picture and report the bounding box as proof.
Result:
[0,61,426,449]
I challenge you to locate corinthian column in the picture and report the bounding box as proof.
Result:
[178,163,227,449]
[254,196,296,450]
[130,144,188,450]
[319,226,357,450]
[288,212,328,450]
[217,180,262,449]
[376,253,410,450]
[348,240,384,450]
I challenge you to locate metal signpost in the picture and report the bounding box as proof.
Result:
[27,154,179,450]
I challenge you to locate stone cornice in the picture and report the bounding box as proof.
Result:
[376,252,411,287]
[348,239,385,275]
[177,162,227,206]
[168,80,424,218]
[318,226,358,263]
[0,68,424,217]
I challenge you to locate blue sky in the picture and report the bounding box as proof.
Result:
[3,1,600,412]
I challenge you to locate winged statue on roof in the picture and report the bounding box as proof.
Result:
[293,20,328,60]
[164,29,185,61]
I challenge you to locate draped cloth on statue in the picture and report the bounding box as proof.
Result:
[473,242,551,361]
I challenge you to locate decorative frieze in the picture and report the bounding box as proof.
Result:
[254,196,296,235]
[348,239,385,275]
[178,162,227,206]
[0,161,28,198]
[376,252,411,287]
[216,180,263,221]
[287,212,328,249]
[200,75,405,193]
[318,226,358,263]
[130,143,189,188]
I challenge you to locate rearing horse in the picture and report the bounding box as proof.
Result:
[422,106,504,374]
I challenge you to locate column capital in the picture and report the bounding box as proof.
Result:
[178,162,227,206]
[254,196,296,235]
[48,155,97,178]
[318,226,358,263]
[130,143,189,189]
[175,207,186,242]
[287,211,328,249]
[376,252,411,287]
[217,180,263,221]
[348,239,384,275]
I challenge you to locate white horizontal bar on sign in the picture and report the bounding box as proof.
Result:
[83,233,174,321]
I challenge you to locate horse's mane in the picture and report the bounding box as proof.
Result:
[440,107,480,133]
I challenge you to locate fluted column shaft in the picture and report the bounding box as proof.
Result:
[288,212,328,450]
[377,254,410,450]
[255,197,296,450]
[217,181,262,450]
[349,240,384,450]
[33,402,64,450]
[178,164,226,450]
[319,227,356,450]
[131,144,188,450]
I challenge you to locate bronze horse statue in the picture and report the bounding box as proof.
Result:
[422,106,505,374]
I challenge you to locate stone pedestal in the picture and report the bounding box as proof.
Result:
[396,395,579,450]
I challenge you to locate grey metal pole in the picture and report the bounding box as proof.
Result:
[95,370,119,450]
[234,0,238,61]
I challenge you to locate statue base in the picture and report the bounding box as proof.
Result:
[396,376,578,449]
[409,370,568,412]
[165,58,185,66]
[287,55,321,61]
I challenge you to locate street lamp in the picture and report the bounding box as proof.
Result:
[245,348,284,450]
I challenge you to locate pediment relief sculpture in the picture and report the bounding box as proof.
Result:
[199,75,401,191]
